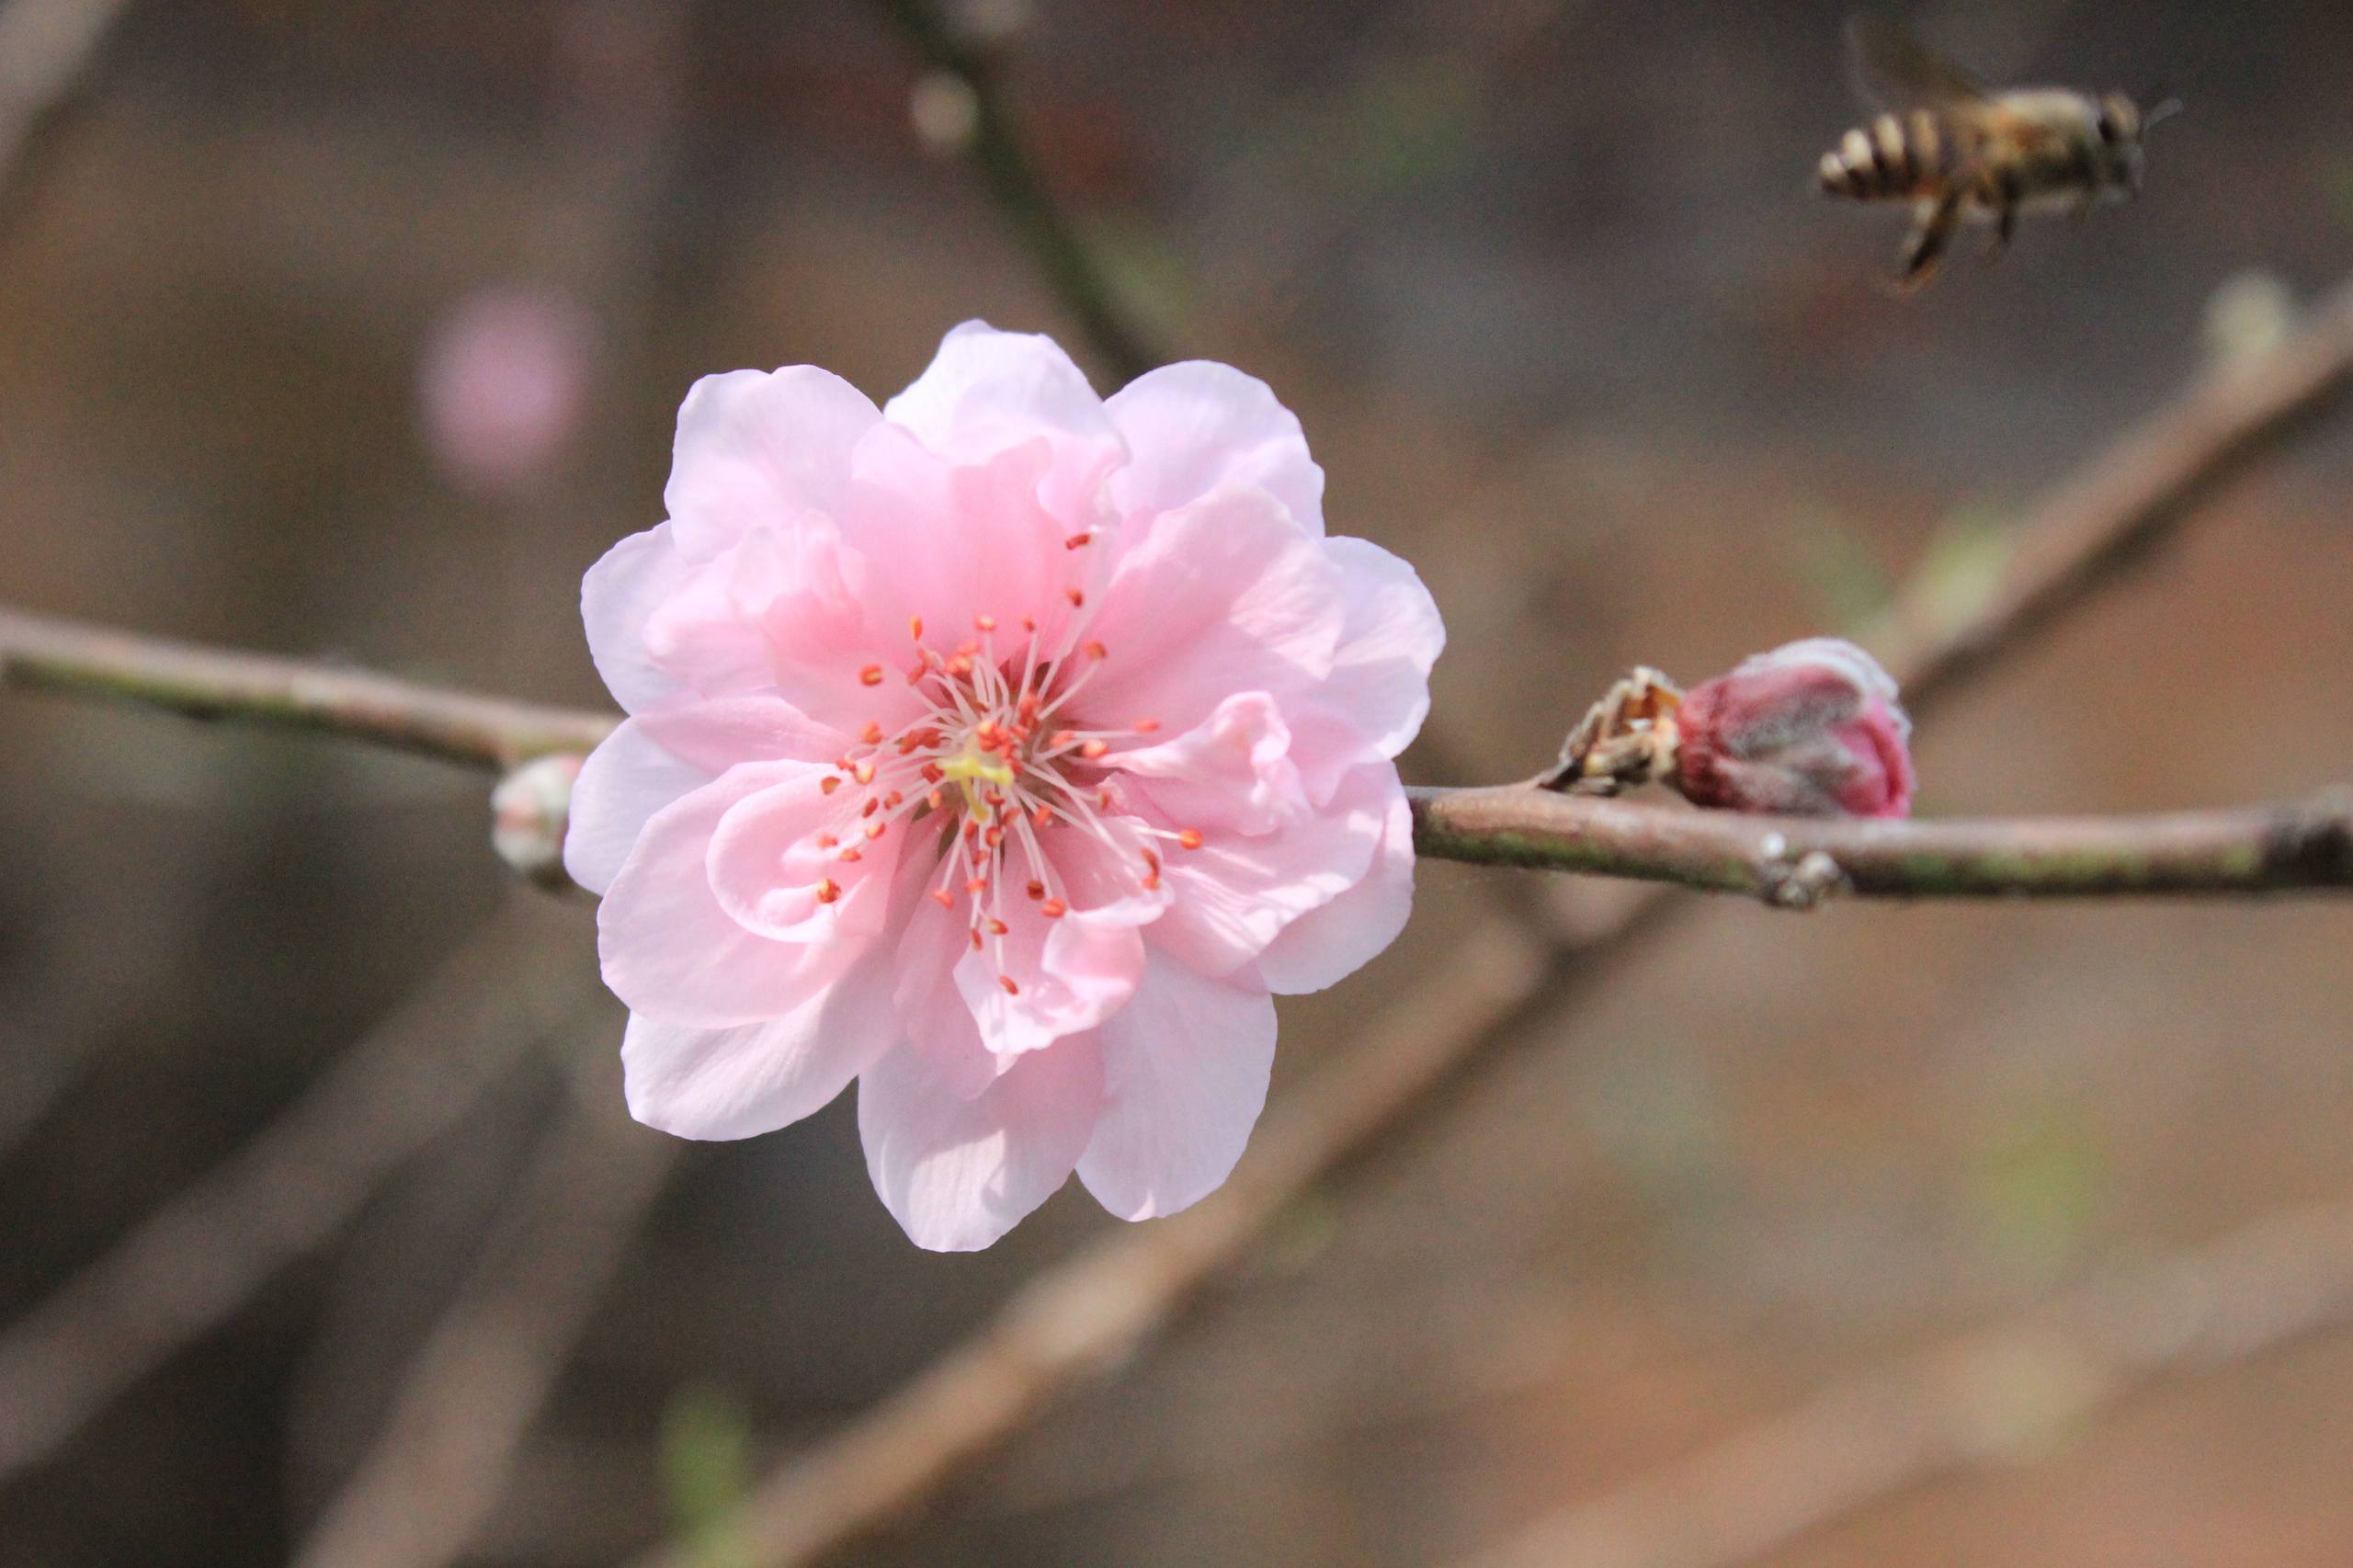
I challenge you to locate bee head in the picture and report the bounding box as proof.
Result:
[2094,91,2147,194]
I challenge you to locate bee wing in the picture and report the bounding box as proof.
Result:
[1845,13,1992,109]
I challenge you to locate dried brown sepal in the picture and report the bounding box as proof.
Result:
[1540,666,1685,794]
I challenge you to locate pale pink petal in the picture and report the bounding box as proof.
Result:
[620,935,898,1140]
[1253,765,1415,994]
[892,879,1003,1101]
[565,718,711,897]
[629,693,845,774]
[597,763,865,1028]
[1075,956,1274,1221]
[1125,762,1384,977]
[881,320,1120,479]
[1105,360,1324,536]
[1111,690,1310,835]
[1078,485,1345,738]
[582,523,697,714]
[664,367,882,557]
[858,1034,1105,1251]
[1287,537,1446,802]
[705,767,906,943]
[953,892,1157,1059]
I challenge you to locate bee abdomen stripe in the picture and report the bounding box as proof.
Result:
[1872,114,1909,187]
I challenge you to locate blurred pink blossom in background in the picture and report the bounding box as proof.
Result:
[1675,636,1915,818]
[417,285,595,502]
[567,323,1444,1249]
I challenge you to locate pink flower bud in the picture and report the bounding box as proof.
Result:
[1672,638,1914,818]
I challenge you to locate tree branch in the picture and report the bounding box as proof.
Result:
[5,598,2349,903]
[0,608,614,768]
[870,0,1160,385]
[1411,785,2353,903]
[1445,1194,2353,1568]
[0,901,598,1485]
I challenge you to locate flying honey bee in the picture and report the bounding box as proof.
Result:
[1817,14,2176,289]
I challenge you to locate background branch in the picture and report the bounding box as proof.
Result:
[1448,1193,2353,1568]
[871,0,1160,384]
[0,0,136,227]
[290,1050,677,1568]
[0,901,596,1485]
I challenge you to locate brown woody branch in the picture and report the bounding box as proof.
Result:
[1412,785,2353,903]
[6,608,2350,902]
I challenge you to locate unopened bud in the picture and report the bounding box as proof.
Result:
[492,754,585,887]
[1671,638,1914,818]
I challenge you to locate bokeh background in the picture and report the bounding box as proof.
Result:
[5,1,2353,1564]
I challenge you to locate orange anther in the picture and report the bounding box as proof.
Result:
[814,878,839,904]
[1065,587,1086,608]
[859,665,884,687]
[820,776,843,796]
[1040,899,1066,919]
[987,917,1009,936]
[974,613,996,632]
[853,761,876,784]
[909,615,925,640]
[932,887,955,908]
[1064,531,1092,550]
[1026,880,1045,899]
[863,820,886,840]
[1080,740,1109,760]
[1084,640,1108,662]
[1132,718,1161,733]
[999,975,1020,995]
[1177,828,1204,850]
[860,721,883,744]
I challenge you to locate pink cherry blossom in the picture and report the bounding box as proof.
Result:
[1673,637,1915,818]
[567,322,1443,1250]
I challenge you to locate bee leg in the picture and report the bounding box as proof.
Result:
[1983,173,2021,259]
[1894,191,1962,290]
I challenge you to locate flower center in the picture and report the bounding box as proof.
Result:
[816,608,1194,995]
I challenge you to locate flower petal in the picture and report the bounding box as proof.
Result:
[1252,764,1415,994]
[882,320,1120,479]
[1078,484,1345,738]
[858,1033,1105,1251]
[1076,956,1274,1221]
[664,366,882,557]
[705,767,905,943]
[1288,536,1446,801]
[953,890,1157,1060]
[1126,761,1384,977]
[1110,690,1310,835]
[565,717,713,897]
[597,763,864,1028]
[1106,359,1324,536]
[582,523,697,715]
[620,935,899,1140]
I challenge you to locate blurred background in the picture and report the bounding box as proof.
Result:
[4,1,2353,1564]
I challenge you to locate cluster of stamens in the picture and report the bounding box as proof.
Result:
[808,574,1202,998]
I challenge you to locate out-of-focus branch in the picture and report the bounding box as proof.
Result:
[291,1051,677,1568]
[870,0,1159,385]
[1411,786,2353,902]
[0,608,614,768]
[1448,1195,2353,1568]
[620,277,2353,1568]
[0,0,136,223]
[0,901,596,1485]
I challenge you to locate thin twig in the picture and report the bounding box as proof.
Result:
[1448,1195,2353,1568]
[0,608,614,768]
[870,0,1159,384]
[619,277,2353,1568]
[290,1049,677,1568]
[0,899,596,1485]
[1410,786,2353,902]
